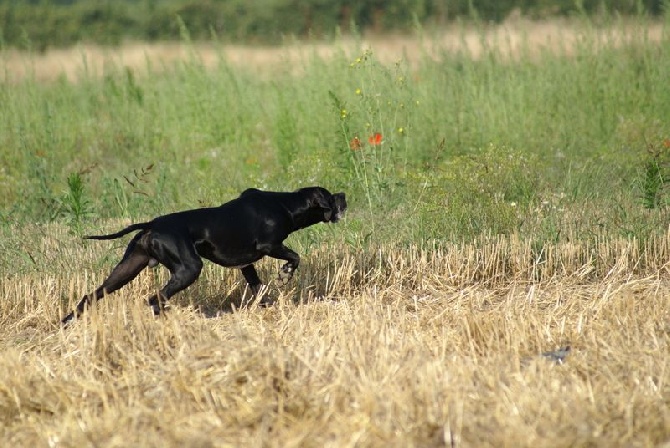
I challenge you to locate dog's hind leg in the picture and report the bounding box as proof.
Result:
[62,233,151,325]
[146,235,203,316]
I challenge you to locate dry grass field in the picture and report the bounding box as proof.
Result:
[1,223,669,447]
[2,19,664,83]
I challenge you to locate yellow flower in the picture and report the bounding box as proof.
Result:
[355,88,362,95]
[398,127,404,134]
[340,109,348,119]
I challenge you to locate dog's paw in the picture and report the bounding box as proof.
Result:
[61,311,75,324]
[258,295,277,307]
[148,296,168,316]
[277,264,294,285]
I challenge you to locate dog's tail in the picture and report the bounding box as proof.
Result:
[84,222,153,240]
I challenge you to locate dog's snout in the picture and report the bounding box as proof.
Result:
[329,192,347,222]
[334,193,347,212]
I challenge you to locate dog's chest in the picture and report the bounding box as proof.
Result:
[194,238,262,267]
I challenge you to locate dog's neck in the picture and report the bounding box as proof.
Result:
[292,213,323,231]
[281,199,324,231]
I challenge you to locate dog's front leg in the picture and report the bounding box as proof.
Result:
[240,265,262,296]
[240,265,274,307]
[268,245,300,285]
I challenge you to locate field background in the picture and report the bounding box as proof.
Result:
[1,12,670,448]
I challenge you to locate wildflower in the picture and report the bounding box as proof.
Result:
[368,132,383,146]
[349,136,362,151]
[355,88,362,96]
[340,109,348,119]
[664,138,670,149]
[397,127,404,135]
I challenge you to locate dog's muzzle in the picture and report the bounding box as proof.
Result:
[330,193,347,222]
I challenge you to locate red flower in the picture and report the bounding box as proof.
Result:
[349,136,362,150]
[368,132,383,146]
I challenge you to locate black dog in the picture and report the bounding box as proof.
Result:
[61,187,347,324]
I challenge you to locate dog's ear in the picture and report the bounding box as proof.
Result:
[311,190,333,221]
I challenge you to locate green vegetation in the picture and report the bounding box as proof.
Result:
[1,18,670,275]
[0,0,667,50]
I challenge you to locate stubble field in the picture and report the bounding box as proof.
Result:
[1,18,670,447]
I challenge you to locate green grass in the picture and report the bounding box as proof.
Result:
[1,19,670,275]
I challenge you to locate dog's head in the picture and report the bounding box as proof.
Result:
[300,187,347,224]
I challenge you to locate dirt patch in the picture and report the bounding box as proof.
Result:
[1,19,665,83]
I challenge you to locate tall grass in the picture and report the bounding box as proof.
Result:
[1,19,670,253]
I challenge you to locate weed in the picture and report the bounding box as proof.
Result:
[101,163,158,218]
[58,172,94,235]
[640,141,670,209]
[642,158,664,209]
